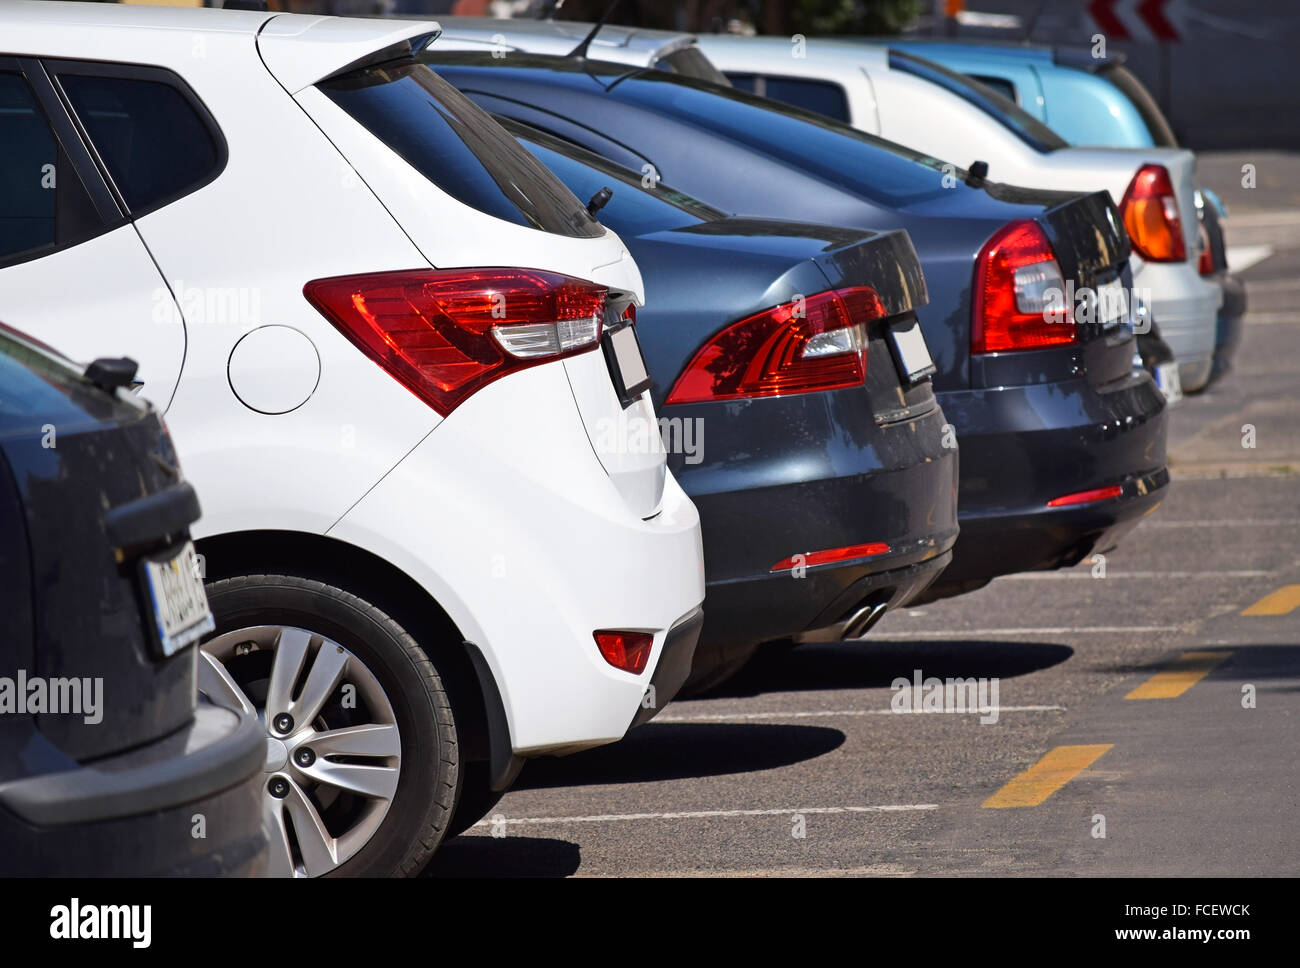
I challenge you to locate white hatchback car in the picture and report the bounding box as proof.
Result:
[696,35,1223,392]
[0,2,704,877]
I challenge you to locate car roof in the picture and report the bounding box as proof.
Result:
[884,38,1054,63]
[696,33,891,71]
[435,16,698,64]
[0,0,272,37]
[1,1,443,94]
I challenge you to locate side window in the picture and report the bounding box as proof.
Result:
[723,73,850,123]
[54,69,221,214]
[0,72,56,260]
[0,71,101,266]
[969,74,1019,104]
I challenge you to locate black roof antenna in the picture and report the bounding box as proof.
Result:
[566,0,623,60]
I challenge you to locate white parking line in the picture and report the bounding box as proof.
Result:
[1226,244,1275,272]
[657,705,1065,723]
[1000,570,1270,580]
[1245,313,1300,325]
[472,804,939,827]
[1242,278,1300,293]
[1227,210,1300,226]
[1141,519,1300,528]
[876,626,1182,638]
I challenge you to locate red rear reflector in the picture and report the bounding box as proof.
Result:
[1197,221,1214,275]
[1046,485,1124,508]
[770,542,891,573]
[1121,165,1186,263]
[304,268,606,416]
[593,630,655,675]
[972,220,1076,355]
[665,287,885,404]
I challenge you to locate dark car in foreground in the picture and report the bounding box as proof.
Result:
[429,51,1169,601]
[0,326,266,875]
[507,121,958,689]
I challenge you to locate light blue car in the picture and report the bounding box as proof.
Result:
[889,39,1244,385]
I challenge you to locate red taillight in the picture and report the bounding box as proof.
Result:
[1046,484,1124,508]
[303,268,607,416]
[1197,221,1214,275]
[593,630,654,675]
[770,542,891,573]
[972,220,1076,355]
[664,287,885,404]
[1121,165,1186,262]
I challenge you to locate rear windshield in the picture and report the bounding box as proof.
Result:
[319,57,603,238]
[653,46,731,86]
[726,73,851,123]
[0,328,99,433]
[504,119,724,237]
[1101,63,1179,147]
[888,49,1068,153]
[612,71,966,207]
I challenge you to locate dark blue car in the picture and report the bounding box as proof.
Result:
[503,119,958,689]
[429,51,1168,603]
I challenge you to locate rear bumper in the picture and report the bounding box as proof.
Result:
[1138,260,1221,392]
[941,466,1169,586]
[0,703,266,875]
[668,388,958,665]
[1211,271,1247,380]
[631,607,703,728]
[933,366,1168,590]
[329,362,706,756]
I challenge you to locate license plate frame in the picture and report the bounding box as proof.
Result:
[139,539,214,658]
[887,317,937,384]
[602,321,653,407]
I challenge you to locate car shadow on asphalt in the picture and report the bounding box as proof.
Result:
[704,638,1074,699]
[422,836,582,878]
[511,722,846,790]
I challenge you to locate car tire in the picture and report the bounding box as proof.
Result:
[444,760,506,839]
[200,574,458,877]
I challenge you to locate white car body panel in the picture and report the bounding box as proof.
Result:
[697,35,1221,390]
[431,16,700,68]
[0,1,703,756]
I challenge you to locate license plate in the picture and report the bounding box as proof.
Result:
[1154,361,1183,405]
[888,317,936,384]
[141,540,215,658]
[603,322,653,407]
[1095,278,1130,329]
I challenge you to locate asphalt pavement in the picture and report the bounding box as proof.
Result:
[425,151,1300,878]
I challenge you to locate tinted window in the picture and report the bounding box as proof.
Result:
[725,73,850,122]
[320,58,603,238]
[58,72,220,213]
[887,50,1068,152]
[968,73,1018,104]
[613,72,960,207]
[1102,64,1178,147]
[505,121,723,238]
[653,46,731,86]
[0,327,100,433]
[0,72,57,260]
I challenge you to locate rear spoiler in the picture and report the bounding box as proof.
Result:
[258,16,442,94]
[1052,46,1127,73]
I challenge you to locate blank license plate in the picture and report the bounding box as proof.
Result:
[604,323,653,406]
[888,318,936,383]
[1154,361,1183,405]
[141,540,215,657]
